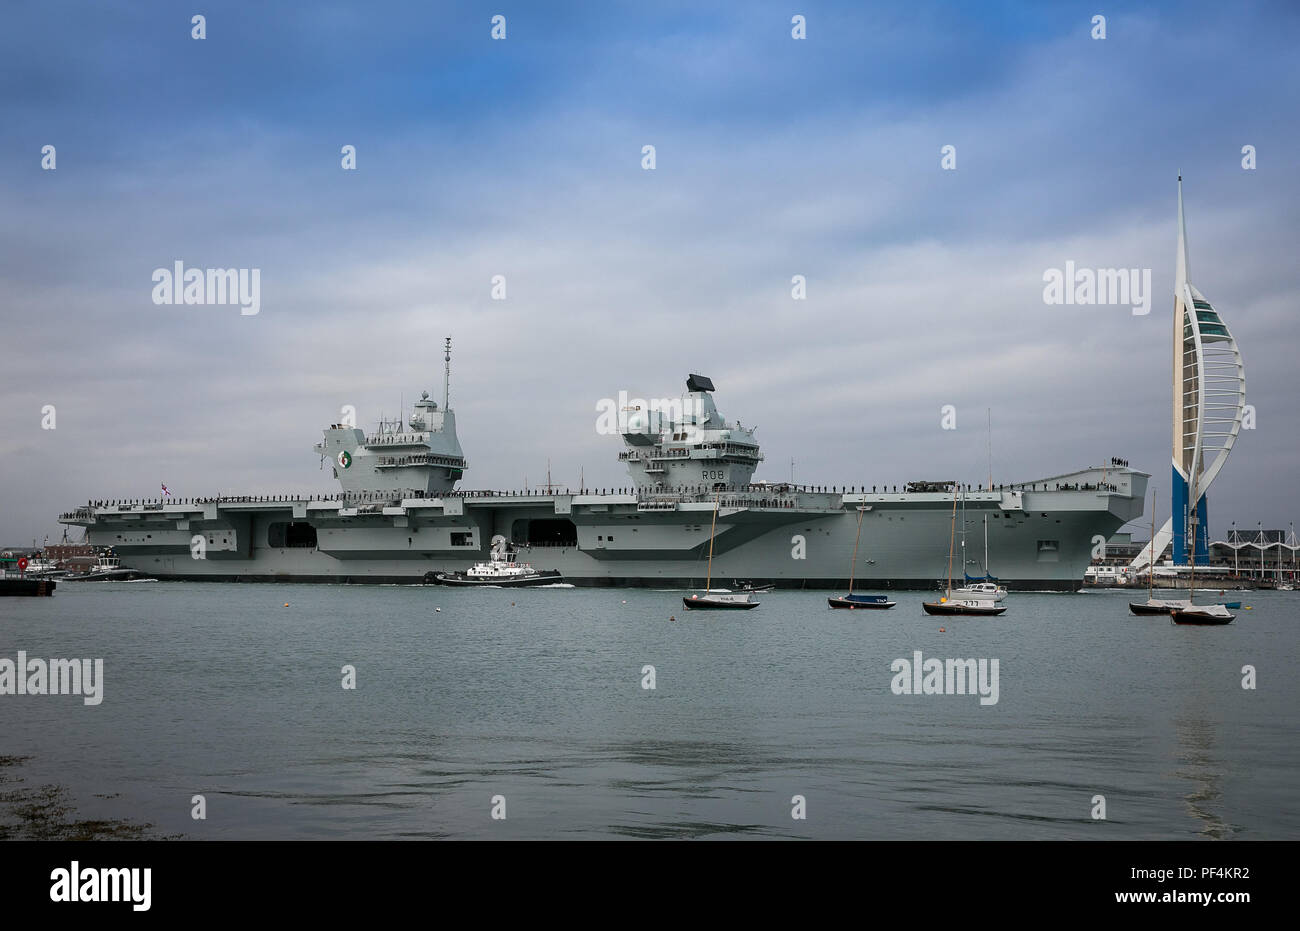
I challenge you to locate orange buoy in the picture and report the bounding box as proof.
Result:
[283,603,290,607]
[939,627,946,632]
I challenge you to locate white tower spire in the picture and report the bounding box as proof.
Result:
[1132,176,1246,572]
[1176,174,1190,295]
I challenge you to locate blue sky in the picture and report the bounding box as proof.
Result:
[2,0,1298,545]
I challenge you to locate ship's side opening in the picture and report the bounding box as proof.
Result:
[512,518,577,546]
[268,521,318,548]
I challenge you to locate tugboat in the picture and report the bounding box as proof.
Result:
[63,550,154,582]
[429,537,563,587]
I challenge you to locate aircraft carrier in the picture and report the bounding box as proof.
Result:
[58,346,1146,590]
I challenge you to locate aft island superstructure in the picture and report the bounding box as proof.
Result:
[60,349,1145,590]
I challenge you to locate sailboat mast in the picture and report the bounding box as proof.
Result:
[848,506,864,595]
[705,492,719,592]
[960,487,967,581]
[1149,487,1157,601]
[983,513,989,577]
[945,485,958,598]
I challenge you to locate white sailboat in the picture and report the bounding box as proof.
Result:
[923,485,1007,616]
[1130,486,1191,615]
[1171,497,1234,624]
[952,495,1006,601]
[683,494,759,610]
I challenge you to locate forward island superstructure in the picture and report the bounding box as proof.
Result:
[60,349,1145,590]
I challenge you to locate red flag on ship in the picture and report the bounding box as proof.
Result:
[161,483,172,497]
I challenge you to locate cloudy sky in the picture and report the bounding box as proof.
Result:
[2,0,1297,547]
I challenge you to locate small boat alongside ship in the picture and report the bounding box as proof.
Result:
[428,537,563,586]
[62,552,154,582]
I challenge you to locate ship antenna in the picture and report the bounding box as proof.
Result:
[443,337,452,410]
[986,407,993,491]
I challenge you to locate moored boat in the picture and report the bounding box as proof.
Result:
[0,558,57,596]
[1171,603,1235,625]
[1166,496,1233,625]
[682,492,760,611]
[921,596,1006,617]
[829,505,895,609]
[1129,489,1176,615]
[828,593,895,609]
[1129,598,1189,616]
[922,486,1007,616]
[952,581,1006,602]
[683,592,759,610]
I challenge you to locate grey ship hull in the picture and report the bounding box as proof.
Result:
[60,467,1146,592]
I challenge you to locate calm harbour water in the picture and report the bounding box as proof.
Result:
[2,582,1296,840]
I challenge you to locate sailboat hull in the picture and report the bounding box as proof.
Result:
[828,595,895,609]
[1171,607,1235,625]
[683,594,759,610]
[921,600,1006,616]
[1128,599,1187,616]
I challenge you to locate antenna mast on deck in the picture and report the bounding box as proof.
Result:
[443,337,452,410]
